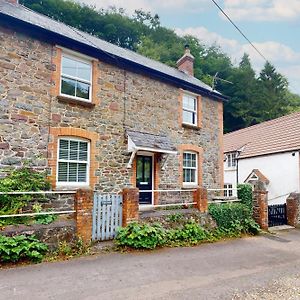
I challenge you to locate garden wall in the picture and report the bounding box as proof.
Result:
[1,220,76,250]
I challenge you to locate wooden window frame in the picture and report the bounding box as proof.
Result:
[224,184,233,197]
[182,94,197,126]
[50,46,100,107]
[178,144,203,188]
[178,89,202,129]
[48,127,99,190]
[226,152,237,168]
[183,151,198,186]
[56,137,90,187]
[60,52,93,103]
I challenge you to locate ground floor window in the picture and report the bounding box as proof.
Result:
[183,151,197,185]
[57,138,89,185]
[224,184,233,197]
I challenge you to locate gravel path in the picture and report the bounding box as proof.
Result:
[233,274,300,299]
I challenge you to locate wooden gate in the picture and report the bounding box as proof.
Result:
[92,193,122,241]
[268,204,287,227]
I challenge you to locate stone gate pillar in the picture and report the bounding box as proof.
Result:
[252,182,268,230]
[286,193,300,227]
[74,189,93,243]
[122,188,139,226]
[193,187,208,213]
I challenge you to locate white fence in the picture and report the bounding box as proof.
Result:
[0,190,76,219]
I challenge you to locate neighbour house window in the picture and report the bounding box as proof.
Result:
[227,152,237,168]
[60,54,92,101]
[57,138,89,185]
[183,94,197,126]
[224,184,233,197]
[183,152,198,185]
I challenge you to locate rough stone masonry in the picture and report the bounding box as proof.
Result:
[0,22,224,201]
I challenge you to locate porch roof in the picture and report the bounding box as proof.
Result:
[127,130,177,154]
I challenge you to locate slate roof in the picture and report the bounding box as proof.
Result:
[127,130,177,152]
[0,1,226,101]
[224,111,300,159]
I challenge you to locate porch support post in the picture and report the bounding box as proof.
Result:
[194,187,208,213]
[252,181,268,230]
[74,188,93,243]
[127,149,137,169]
[122,188,139,226]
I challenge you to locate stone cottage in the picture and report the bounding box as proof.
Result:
[0,0,226,206]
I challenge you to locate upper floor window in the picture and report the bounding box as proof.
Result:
[60,54,92,102]
[224,184,233,197]
[183,94,197,126]
[183,151,198,185]
[226,152,237,168]
[57,138,90,186]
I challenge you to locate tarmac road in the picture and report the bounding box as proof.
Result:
[1,229,300,300]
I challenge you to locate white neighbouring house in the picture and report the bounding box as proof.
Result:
[224,111,300,205]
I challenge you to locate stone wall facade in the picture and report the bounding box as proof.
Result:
[0,24,224,203]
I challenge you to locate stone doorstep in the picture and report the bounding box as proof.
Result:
[268,225,295,232]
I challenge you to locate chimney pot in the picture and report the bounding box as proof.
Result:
[177,45,195,77]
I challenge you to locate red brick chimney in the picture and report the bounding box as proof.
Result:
[6,0,19,4]
[176,44,195,77]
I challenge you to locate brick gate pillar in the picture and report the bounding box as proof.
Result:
[286,193,300,227]
[74,189,93,243]
[193,187,208,213]
[122,188,139,226]
[252,182,268,230]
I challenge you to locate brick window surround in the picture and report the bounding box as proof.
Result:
[178,144,203,188]
[50,47,100,107]
[48,127,99,189]
[178,89,202,129]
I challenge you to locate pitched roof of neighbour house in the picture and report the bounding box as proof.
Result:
[244,169,269,184]
[0,1,227,102]
[224,111,300,159]
[127,130,177,153]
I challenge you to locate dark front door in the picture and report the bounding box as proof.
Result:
[136,155,153,204]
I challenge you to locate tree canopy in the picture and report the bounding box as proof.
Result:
[21,0,300,132]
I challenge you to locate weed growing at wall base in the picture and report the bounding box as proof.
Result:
[115,211,260,250]
[208,203,260,235]
[0,235,48,263]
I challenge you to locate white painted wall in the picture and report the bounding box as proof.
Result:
[237,151,300,205]
[224,164,238,197]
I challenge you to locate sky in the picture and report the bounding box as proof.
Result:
[79,0,300,94]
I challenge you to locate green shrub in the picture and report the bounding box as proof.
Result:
[208,203,259,235]
[0,235,48,263]
[165,213,184,223]
[166,220,209,245]
[116,222,166,249]
[238,184,253,211]
[33,203,58,225]
[0,168,51,226]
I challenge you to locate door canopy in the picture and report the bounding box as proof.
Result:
[126,130,177,168]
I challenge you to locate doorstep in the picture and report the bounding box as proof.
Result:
[269,225,295,232]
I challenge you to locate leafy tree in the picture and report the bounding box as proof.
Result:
[256,62,289,121]
[223,54,258,131]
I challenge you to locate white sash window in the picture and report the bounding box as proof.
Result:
[57,138,90,186]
